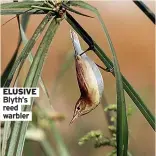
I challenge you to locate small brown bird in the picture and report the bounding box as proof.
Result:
[70,30,104,124]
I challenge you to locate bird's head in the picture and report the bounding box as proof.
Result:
[70,97,93,124]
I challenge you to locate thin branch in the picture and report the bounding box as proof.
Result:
[133,1,155,24]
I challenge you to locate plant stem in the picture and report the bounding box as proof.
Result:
[133,1,155,24]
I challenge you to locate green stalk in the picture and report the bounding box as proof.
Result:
[41,139,57,156]
[36,105,70,156]
[88,8,128,155]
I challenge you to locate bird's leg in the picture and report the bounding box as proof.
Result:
[80,46,114,74]
[80,43,95,56]
[80,47,92,56]
[96,64,114,73]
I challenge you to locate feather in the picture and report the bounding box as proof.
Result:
[70,30,104,124]
[70,30,104,102]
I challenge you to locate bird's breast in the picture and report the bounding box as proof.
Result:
[75,55,101,105]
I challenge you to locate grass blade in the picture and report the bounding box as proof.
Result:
[7,122,21,156]
[1,122,11,156]
[94,9,128,155]
[1,1,43,9]
[41,139,57,156]
[6,14,52,156]
[17,14,54,110]
[1,1,45,15]
[3,12,52,87]
[36,105,70,156]
[16,16,61,156]
[25,125,57,156]
[1,9,45,15]
[1,9,30,156]
[12,5,30,85]
[62,3,93,18]
[65,12,155,131]
[69,0,96,12]
[1,49,18,87]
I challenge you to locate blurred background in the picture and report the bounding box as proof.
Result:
[1,1,155,156]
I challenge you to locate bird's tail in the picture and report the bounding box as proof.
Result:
[70,30,83,56]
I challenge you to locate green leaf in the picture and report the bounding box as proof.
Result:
[7,122,21,156]
[69,0,97,12]
[12,13,30,86]
[1,15,23,87]
[1,1,43,9]
[0,1,46,15]
[1,3,31,155]
[94,9,128,156]
[6,14,52,156]
[62,3,93,18]
[65,12,156,131]
[1,9,45,15]
[16,16,61,156]
[3,12,52,87]
[1,9,31,156]
[1,47,18,87]
[1,122,11,156]
[17,14,54,110]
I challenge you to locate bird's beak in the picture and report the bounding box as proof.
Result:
[69,113,79,125]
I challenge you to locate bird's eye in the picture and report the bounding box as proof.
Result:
[77,106,80,110]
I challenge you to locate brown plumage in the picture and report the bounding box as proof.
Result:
[70,30,104,124]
